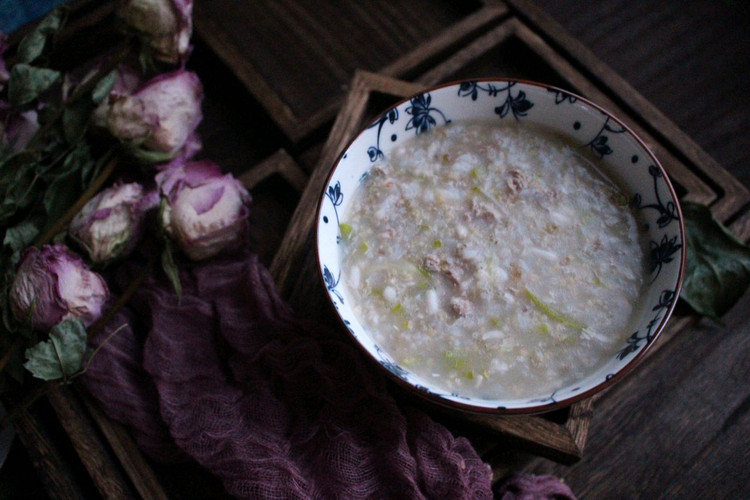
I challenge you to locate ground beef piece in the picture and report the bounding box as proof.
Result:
[507,169,527,193]
[450,297,472,317]
[423,254,441,272]
[423,255,462,286]
[470,198,497,221]
[441,263,463,287]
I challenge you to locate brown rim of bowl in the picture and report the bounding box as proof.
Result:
[314,77,687,416]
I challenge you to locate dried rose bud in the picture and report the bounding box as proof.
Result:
[9,245,110,331]
[91,64,142,129]
[69,182,158,263]
[156,160,251,260]
[118,0,193,65]
[107,69,203,159]
[0,104,39,153]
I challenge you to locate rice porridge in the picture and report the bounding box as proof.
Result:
[339,121,647,399]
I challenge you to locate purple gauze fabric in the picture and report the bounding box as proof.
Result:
[81,249,494,498]
[494,473,577,500]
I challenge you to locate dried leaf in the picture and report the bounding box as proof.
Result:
[0,153,40,225]
[15,7,66,64]
[63,97,95,144]
[23,319,87,381]
[91,70,116,104]
[681,201,750,321]
[8,64,61,107]
[3,221,39,254]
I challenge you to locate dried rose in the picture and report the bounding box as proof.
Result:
[0,104,39,153]
[91,64,142,129]
[106,69,203,160]
[9,245,110,331]
[156,160,250,260]
[118,0,193,65]
[69,182,158,263]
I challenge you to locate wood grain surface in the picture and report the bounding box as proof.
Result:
[514,3,750,496]
[532,0,750,191]
[525,289,750,499]
[193,0,505,141]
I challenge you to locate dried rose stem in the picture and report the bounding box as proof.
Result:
[34,157,117,247]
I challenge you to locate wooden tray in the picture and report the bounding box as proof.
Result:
[269,69,595,462]
[6,0,750,498]
[193,0,508,143]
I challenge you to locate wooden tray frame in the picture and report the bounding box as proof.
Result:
[271,70,595,464]
[193,1,509,143]
[262,5,750,466]
[6,0,750,497]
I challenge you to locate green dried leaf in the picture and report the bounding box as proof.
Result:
[62,98,95,144]
[62,142,94,177]
[0,157,40,225]
[17,31,48,66]
[129,147,176,164]
[8,64,61,107]
[23,319,87,381]
[91,70,116,104]
[36,102,60,127]
[43,174,80,222]
[3,221,39,253]
[80,150,105,183]
[681,201,750,321]
[16,7,66,64]
[0,149,37,177]
[40,142,93,185]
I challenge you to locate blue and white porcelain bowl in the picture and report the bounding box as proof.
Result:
[315,79,685,414]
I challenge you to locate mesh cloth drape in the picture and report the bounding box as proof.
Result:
[81,249,494,499]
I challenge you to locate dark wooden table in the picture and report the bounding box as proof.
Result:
[2,0,749,498]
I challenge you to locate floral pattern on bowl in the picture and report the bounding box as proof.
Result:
[315,79,685,414]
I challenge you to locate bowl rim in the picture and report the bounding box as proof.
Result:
[313,77,687,415]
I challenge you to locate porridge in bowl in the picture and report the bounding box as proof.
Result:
[338,121,648,399]
[317,79,685,413]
